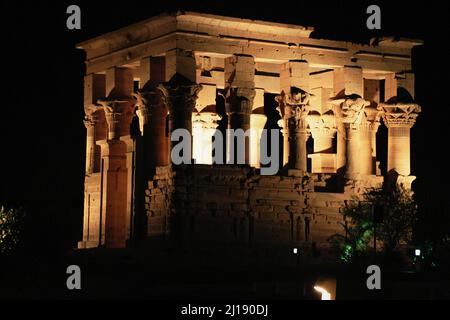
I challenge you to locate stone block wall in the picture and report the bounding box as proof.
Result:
[144,165,350,254]
[145,166,173,238]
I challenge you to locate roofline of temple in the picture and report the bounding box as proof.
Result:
[76,11,423,75]
[76,11,314,51]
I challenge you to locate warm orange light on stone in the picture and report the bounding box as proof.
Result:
[192,111,221,164]
[76,12,422,249]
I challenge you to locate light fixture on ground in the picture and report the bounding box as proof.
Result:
[314,277,336,300]
[314,286,331,300]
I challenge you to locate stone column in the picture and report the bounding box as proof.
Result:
[137,56,169,168]
[308,113,336,153]
[358,120,372,176]
[97,67,135,248]
[277,60,311,172]
[369,122,381,169]
[160,49,201,162]
[249,113,267,168]
[120,135,135,245]
[84,112,99,174]
[345,125,360,179]
[292,105,311,172]
[332,97,368,180]
[79,73,107,249]
[97,140,128,248]
[82,74,106,175]
[307,113,337,173]
[276,97,290,167]
[96,99,135,248]
[134,88,169,169]
[225,54,255,164]
[192,111,222,164]
[331,66,367,179]
[362,106,383,175]
[81,112,100,248]
[158,79,202,161]
[336,122,346,171]
[379,103,421,177]
[98,100,135,140]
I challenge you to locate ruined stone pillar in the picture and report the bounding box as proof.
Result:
[225,54,256,164]
[379,103,421,176]
[277,60,311,172]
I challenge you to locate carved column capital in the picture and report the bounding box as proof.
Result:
[277,88,311,117]
[363,105,383,133]
[307,112,337,139]
[132,90,165,136]
[286,90,311,107]
[158,82,203,115]
[331,96,369,127]
[225,87,256,115]
[83,104,101,128]
[292,104,311,133]
[98,99,134,140]
[192,112,222,130]
[83,115,99,129]
[133,91,150,136]
[378,102,421,128]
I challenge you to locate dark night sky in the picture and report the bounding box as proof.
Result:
[1,0,449,253]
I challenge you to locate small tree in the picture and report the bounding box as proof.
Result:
[366,185,418,254]
[329,199,374,263]
[0,205,25,255]
[329,185,418,262]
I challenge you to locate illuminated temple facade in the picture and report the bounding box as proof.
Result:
[77,12,422,255]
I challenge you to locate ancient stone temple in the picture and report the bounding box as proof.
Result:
[77,12,422,256]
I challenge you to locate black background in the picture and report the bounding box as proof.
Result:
[1,0,449,289]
